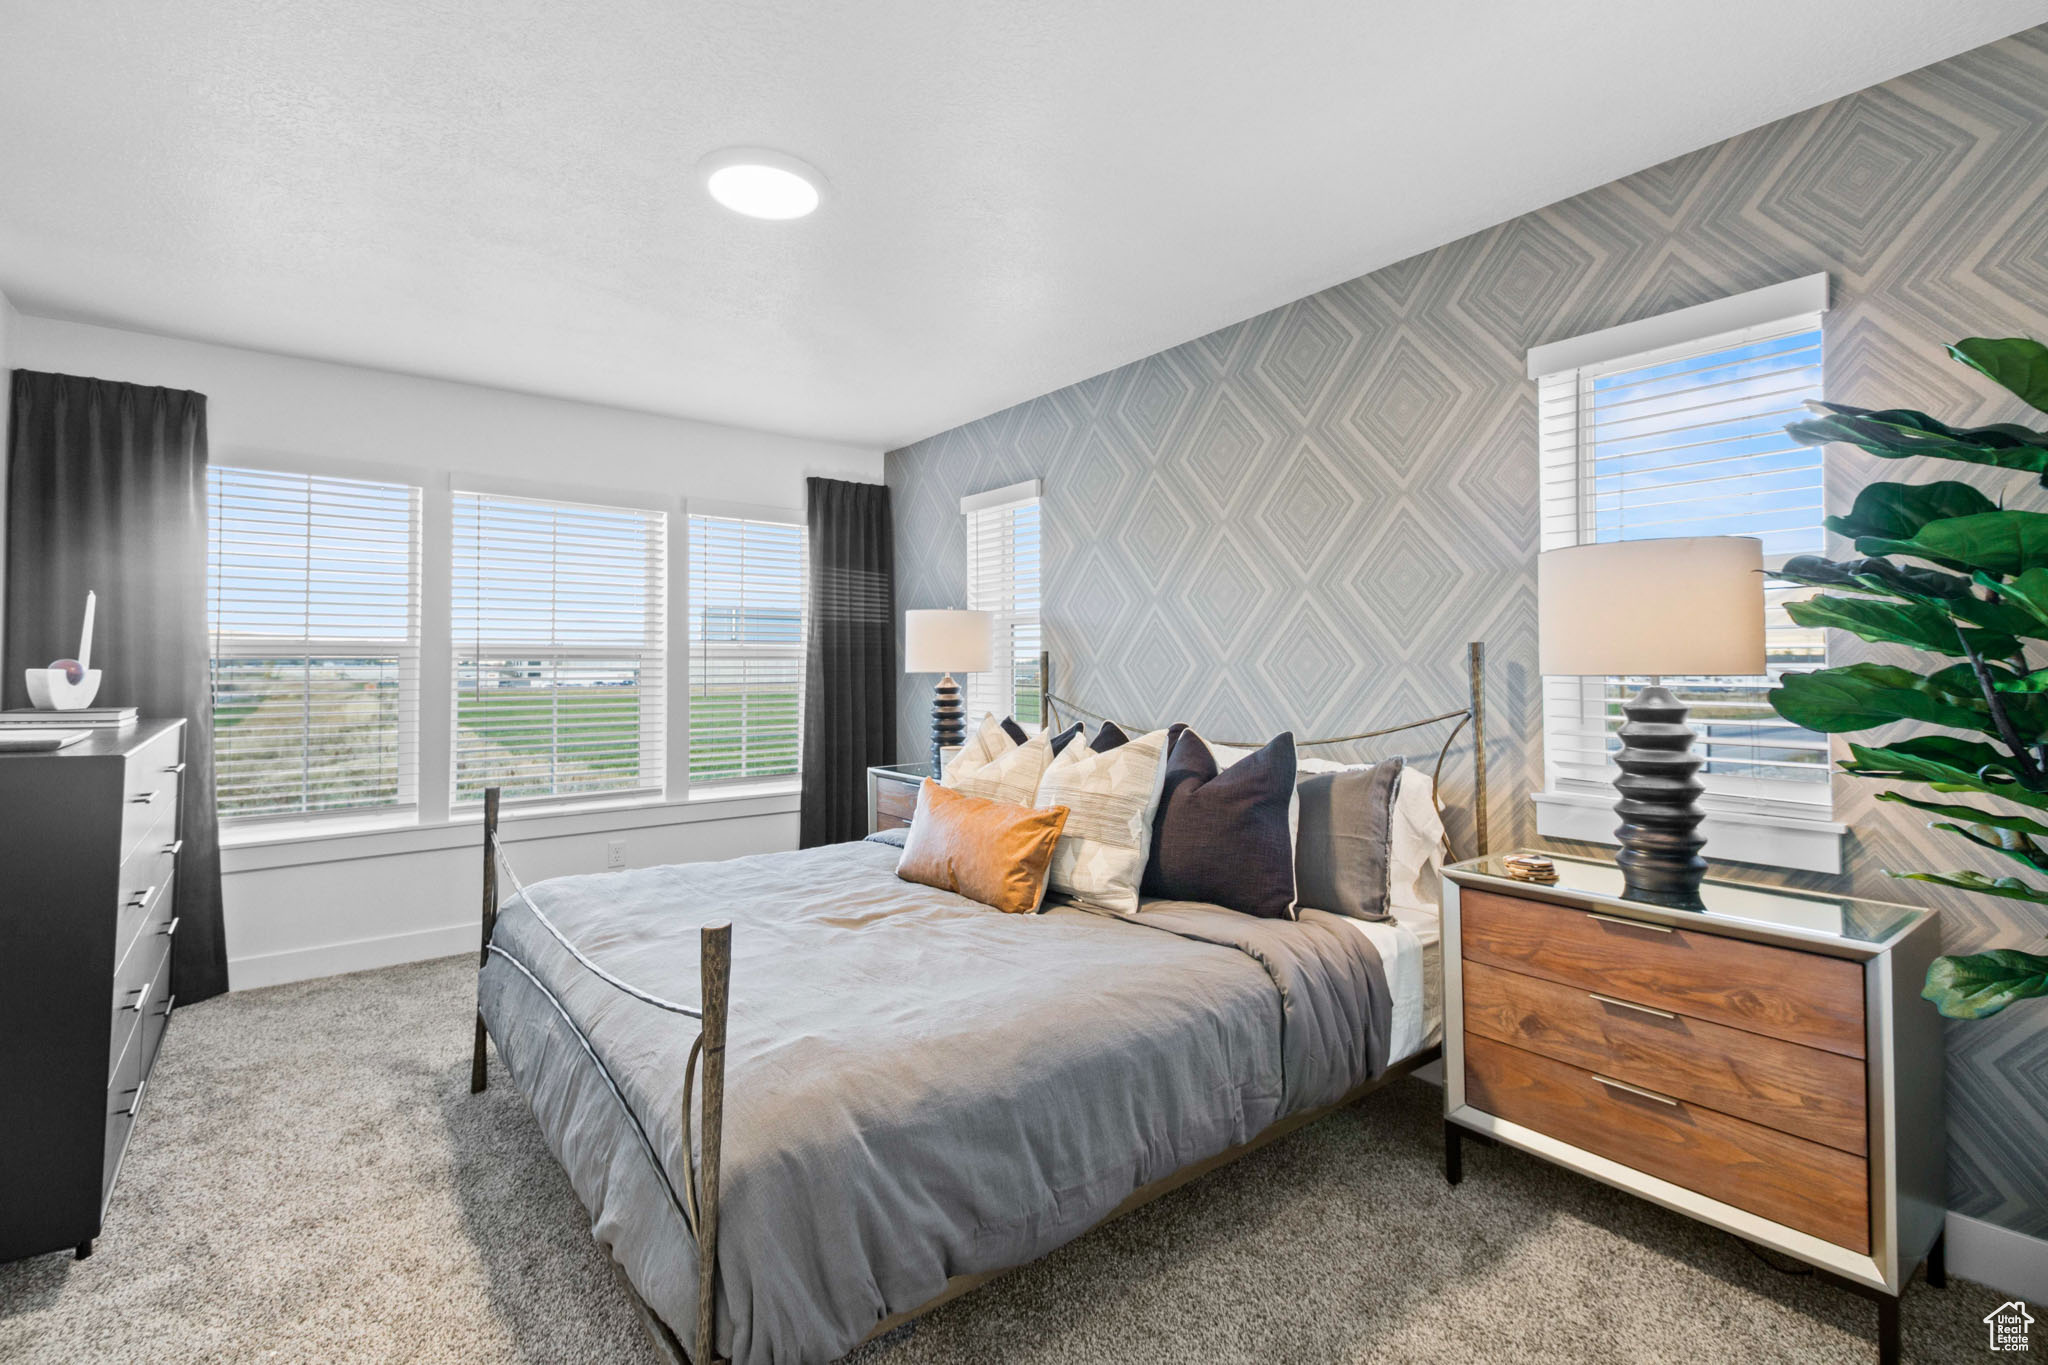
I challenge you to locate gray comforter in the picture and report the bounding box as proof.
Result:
[477,837,1390,1365]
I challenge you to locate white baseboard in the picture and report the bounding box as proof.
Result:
[1948,1211,2048,1302]
[229,922,476,991]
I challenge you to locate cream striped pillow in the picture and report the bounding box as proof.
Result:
[1033,727,1172,915]
[942,715,1054,807]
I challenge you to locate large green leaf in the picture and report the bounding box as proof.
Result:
[1778,554,1973,601]
[1858,509,2048,578]
[1950,337,2048,416]
[1784,593,2012,657]
[1771,664,1987,733]
[1931,821,2048,875]
[1822,480,1999,543]
[1923,948,2048,1019]
[1788,401,2048,484]
[1876,789,2048,837]
[1844,736,2048,805]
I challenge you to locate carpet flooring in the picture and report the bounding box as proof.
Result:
[0,953,2003,1363]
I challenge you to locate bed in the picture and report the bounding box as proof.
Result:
[471,644,1488,1365]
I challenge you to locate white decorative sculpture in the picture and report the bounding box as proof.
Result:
[25,591,103,710]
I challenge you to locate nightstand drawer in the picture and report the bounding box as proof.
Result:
[1465,1034,1869,1251]
[1461,888,1866,1058]
[1462,960,1867,1153]
[876,778,919,823]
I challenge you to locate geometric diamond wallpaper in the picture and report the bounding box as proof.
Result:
[889,25,2048,1237]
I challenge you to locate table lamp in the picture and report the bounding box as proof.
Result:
[905,609,992,772]
[1538,537,1766,910]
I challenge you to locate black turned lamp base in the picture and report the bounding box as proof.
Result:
[929,673,965,774]
[1612,683,1707,911]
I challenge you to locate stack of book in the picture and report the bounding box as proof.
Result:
[0,707,138,752]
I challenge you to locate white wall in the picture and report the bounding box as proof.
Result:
[8,315,884,989]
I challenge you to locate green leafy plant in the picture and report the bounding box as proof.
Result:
[1768,336,2048,1020]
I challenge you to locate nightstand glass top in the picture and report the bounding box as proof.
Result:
[870,761,936,781]
[1451,850,1924,949]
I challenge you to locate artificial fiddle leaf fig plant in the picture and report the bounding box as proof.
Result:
[1768,336,2048,1020]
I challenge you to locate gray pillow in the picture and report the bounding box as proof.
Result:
[1294,757,1404,920]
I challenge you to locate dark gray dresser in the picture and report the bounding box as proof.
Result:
[0,718,186,1262]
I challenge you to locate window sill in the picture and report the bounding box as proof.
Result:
[1532,790,1845,875]
[219,789,801,873]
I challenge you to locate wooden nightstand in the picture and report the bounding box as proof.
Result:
[866,761,934,834]
[1442,852,1945,1365]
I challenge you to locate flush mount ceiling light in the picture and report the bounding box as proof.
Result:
[698,147,827,220]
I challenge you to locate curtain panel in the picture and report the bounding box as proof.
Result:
[4,370,228,1003]
[799,478,895,847]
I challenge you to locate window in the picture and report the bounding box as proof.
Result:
[963,481,1042,727]
[1534,277,1837,861]
[687,513,805,785]
[208,466,420,822]
[452,491,666,806]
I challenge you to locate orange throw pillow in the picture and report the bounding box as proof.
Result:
[896,780,1070,914]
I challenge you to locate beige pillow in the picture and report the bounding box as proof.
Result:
[1032,727,1172,915]
[943,715,1054,807]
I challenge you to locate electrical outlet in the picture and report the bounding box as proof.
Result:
[606,839,626,871]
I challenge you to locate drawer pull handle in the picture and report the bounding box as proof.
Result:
[120,1080,146,1118]
[124,981,152,1014]
[1595,1073,1680,1106]
[163,839,184,856]
[1588,991,1677,1020]
[130,789,160,805]
[126,885,159,910]
[1588,911,1673,934]
[159,916,181,939]
[163,762,186,774]
[159,993,176,1020]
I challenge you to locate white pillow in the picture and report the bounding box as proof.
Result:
[1033,727,1173,915]
[943,714,1014,780]
[948,726,1056,808]
[1389,766,1449,916]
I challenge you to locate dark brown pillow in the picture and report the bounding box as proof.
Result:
[1089,720,1131,753]
[1141,729,1298,918]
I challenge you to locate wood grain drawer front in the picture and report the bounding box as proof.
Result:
[1462,961,1867,1154]
[876,779,919,822]
[1465,1035,1869,1252]
[1460,889,1866,1058]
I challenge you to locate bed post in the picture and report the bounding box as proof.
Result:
[1467,642,1488,857]
[471,786,500,1094]
[1039,649,1055,730]
[695,921,732,1365]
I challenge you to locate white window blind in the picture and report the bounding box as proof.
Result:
[452,492,666,806]
[964,489,1042,727]
[1538,312,1830,815]
[207,466,421,822]
[687,514,805,785]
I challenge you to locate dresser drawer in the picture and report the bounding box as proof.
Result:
[120,755,182,863]
[1462,960,1867,1154]
[1460,888,1866,1058]
[114,835,179,973]
[1465,1034,1869,1251]
[876,778,919,823]
[110,875,174,1076]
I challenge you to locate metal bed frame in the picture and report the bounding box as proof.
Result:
[469,641,1490,1365]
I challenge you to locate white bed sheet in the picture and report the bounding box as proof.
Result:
[1342,882,1441,1064]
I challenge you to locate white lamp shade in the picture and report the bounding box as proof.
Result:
[1538,537,1767,677]
[904,609,993,673]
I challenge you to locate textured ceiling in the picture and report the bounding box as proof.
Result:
[0,2,2040,447]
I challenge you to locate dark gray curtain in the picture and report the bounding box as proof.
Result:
[800,478,895,847]
[5,371,228,1004]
